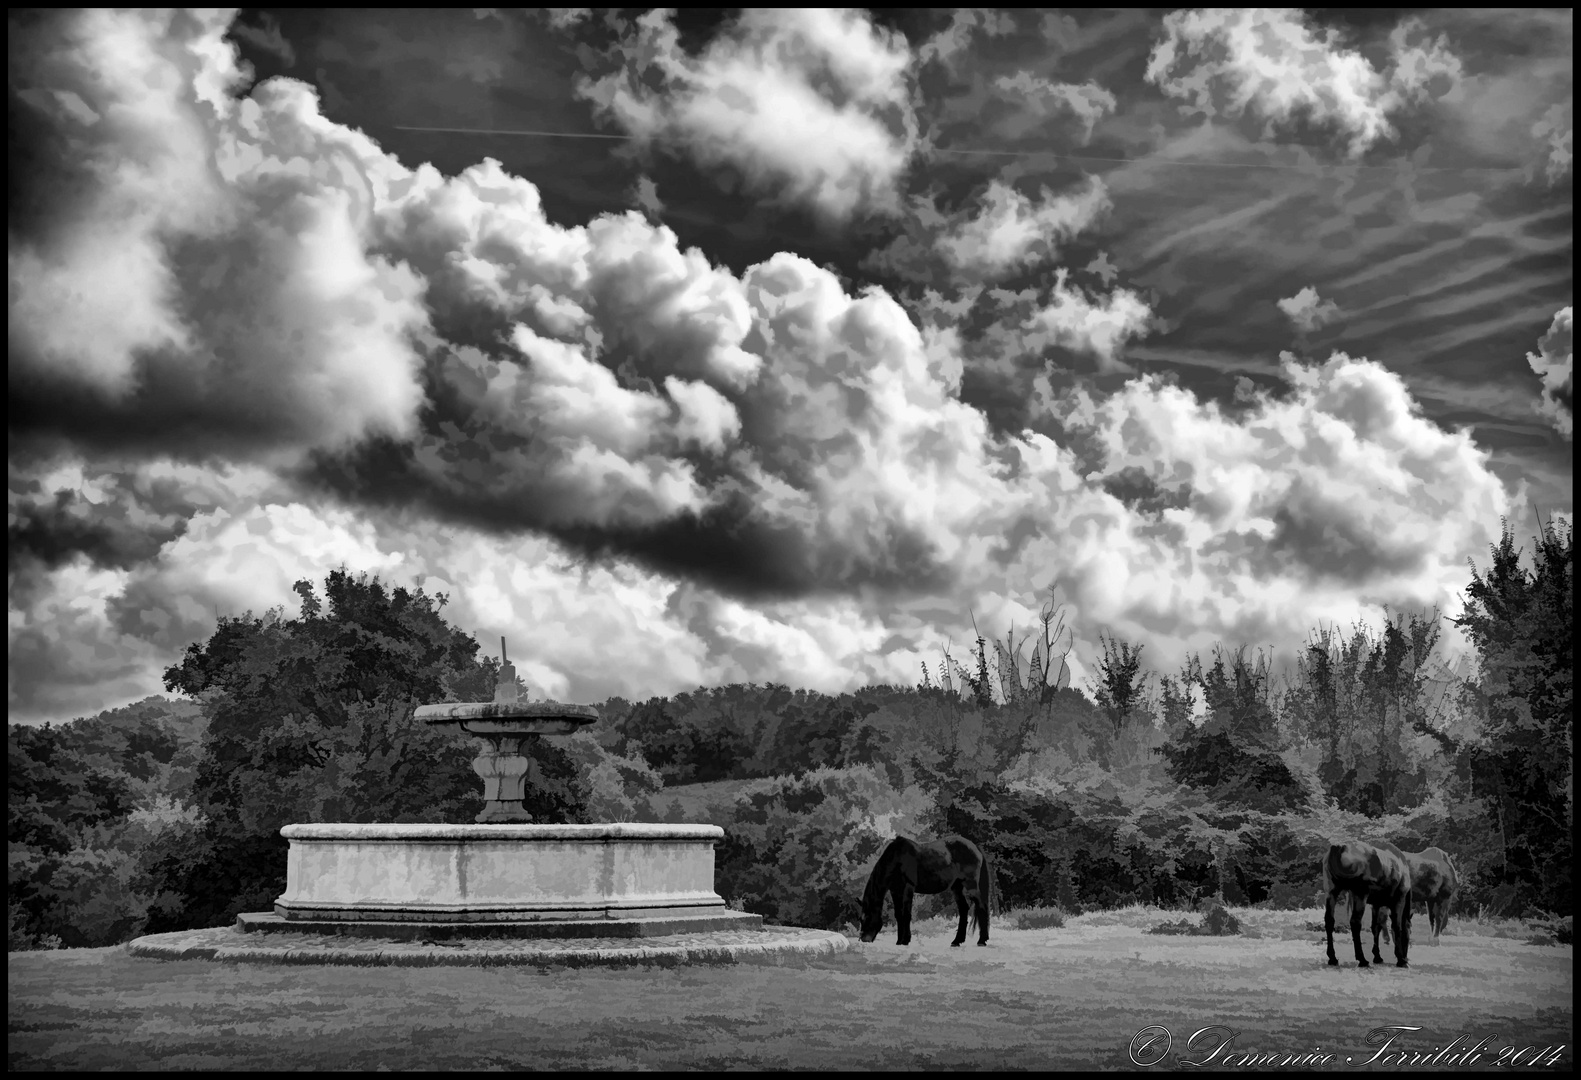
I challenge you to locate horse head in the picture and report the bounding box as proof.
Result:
[858,894,883,942]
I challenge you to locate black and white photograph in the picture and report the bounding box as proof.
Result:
[9,7,1572,1070]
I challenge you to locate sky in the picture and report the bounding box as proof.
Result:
[7,8,1574,724]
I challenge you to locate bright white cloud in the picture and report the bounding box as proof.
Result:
[8,10,431,458]
[577,8,919,220]
[8,10,1525,728]
[1008,270,1154,372]
[937,177,1111,280]
[1527,306,1574,439]
[1277,286,1342,332]
[1034,350,1516,675]
[1146,10,1463,158]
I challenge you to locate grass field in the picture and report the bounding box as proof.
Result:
[8,907,1571,1070]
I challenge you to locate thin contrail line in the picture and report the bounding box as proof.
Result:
[931,147,1524,173]
[394,125,630,139]
[392,125,1525,172]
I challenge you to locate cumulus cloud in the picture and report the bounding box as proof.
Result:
[1527,307,1574,439]
[8,10,1523,726]
[937,177,1111,280]
[1277,286,1342,333]
[9,9,432,460]
[1146,10,1463,158]
[1531,101,1573,185]
[994,270,1154,373]
[1037,350,1516,671]
[576,9,919,221]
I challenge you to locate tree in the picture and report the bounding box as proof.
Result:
[1092,631,1149,733]
[1452,517,1573,915]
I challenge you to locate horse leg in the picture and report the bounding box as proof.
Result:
[1349,890,1369,967]
[950,881,968,947]
[893,885,914,946]
[1393,900,1410,968]
[1324,892,1340,966]
[1370,901,1386,964]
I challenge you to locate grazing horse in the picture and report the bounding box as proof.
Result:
[1374,846,1459,948]
[1323,840,1413,968]
[859,835,990,947]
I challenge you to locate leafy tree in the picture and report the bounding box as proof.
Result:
[1157,647,1307,812]
[1452,517,1573,914]
[1092,631,1149,733]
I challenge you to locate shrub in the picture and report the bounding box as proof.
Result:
[1013,907,1067,930]
[1148,899,1242,936]
[715,766,919,930]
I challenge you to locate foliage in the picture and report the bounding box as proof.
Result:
[9,513,1569,946]
[152,569,593,929]
[1450,517,1573,916]
[1012,906,1067,930]
[1149,899,1242,936]
[714,766,926,929]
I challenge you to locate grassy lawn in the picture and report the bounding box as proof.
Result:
[8,907,1571,1070]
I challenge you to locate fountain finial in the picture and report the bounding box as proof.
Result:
[495,636,518,705]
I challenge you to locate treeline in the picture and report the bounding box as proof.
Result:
[8,519,1570,949]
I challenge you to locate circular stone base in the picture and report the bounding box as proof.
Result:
[126,924,850,967]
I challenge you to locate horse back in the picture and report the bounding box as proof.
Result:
[1407,847,1457,902]
[1366,842,1412,902]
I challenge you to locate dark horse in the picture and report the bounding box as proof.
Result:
[1323,840,1412,968]
[859,835,990,947]
[1375,846,1459,947]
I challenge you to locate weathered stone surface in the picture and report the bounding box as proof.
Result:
[414,700,599,729]
[127,923,850,967]
[275,823,731,923]
[239,908,763,939]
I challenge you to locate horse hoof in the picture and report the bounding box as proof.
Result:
[1327,959,1339,967]
[950,941,962,948]
[977,941,988,947]
[1357,960,1370,968]
[1397,961,1409,969]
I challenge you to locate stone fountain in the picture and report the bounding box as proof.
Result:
[236,640,762,940]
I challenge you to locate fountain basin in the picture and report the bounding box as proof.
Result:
[414,700,600,732]
[270,823,759,934]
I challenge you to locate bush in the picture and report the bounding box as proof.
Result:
[715,766,921,930]
[1013,907,1067,930]
[7,901,62,952]
[1149,900,1242,936]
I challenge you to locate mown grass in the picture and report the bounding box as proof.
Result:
[9,907,1570,1070]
